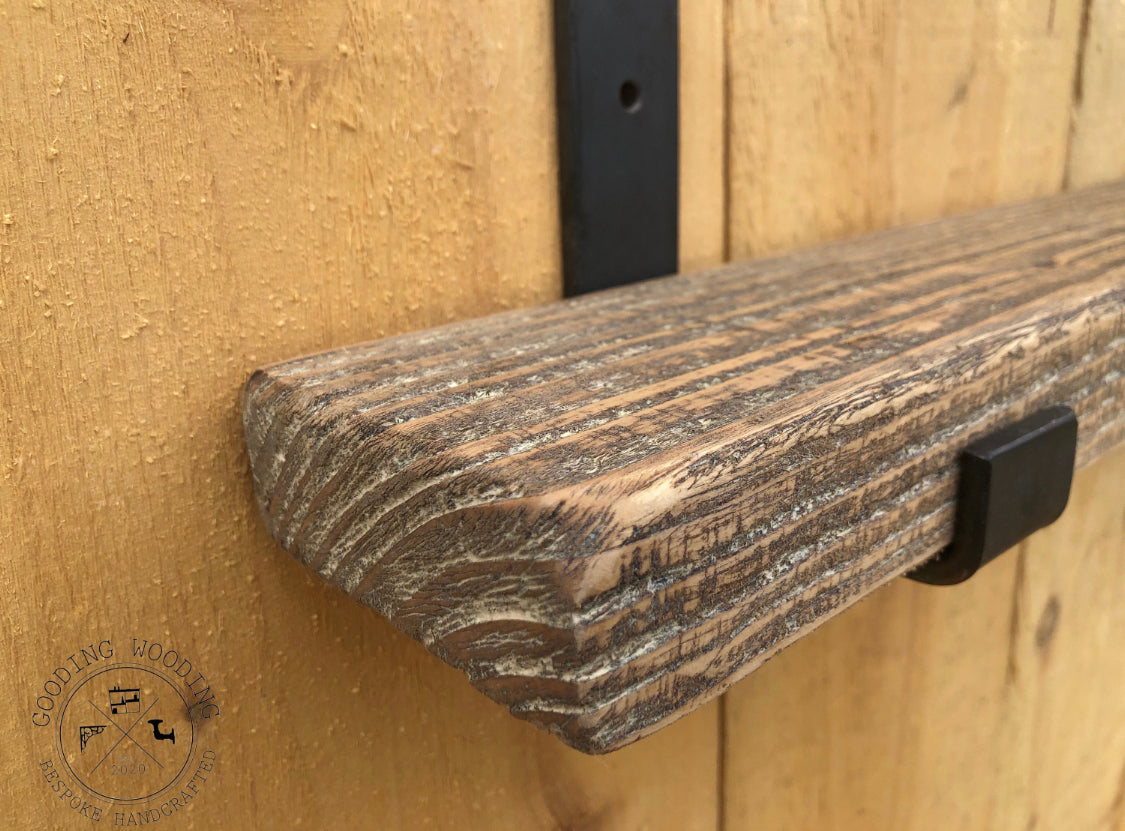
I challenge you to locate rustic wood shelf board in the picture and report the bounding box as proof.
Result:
[243,182,1125,754]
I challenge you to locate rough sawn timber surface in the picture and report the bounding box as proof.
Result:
[243,182,1125,754]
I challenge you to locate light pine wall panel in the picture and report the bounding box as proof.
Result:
[725,0,1085,258]
[1066,0,1125,189]
[722,3,1125,830]
[0,1,722,828]
[680,0,727,272]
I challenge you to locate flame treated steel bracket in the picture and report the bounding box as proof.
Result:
[908,406,1079,585]
[553,0,678,296]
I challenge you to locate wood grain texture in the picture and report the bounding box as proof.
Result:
[679,0,726,272]
[5,0,1123,825]
[721,3,1125,829]
[726,0,1086,258]
[0,1,722,828]
[1066,0,1125,190]
[244,182,1125,754]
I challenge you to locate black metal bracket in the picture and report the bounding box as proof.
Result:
[908,406,1078,585]
[553,0,679,297]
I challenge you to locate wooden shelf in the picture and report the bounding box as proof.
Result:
[243,182,1125,754]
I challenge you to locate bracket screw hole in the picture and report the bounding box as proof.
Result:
[619,80,641,113]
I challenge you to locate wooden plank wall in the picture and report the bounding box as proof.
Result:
[0,2,723,828]
[722,3,1125,830]
[0,1,1121,829]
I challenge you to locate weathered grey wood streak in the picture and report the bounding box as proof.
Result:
[243,182,1125,754]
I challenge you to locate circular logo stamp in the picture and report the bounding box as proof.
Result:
[31,638,219,825]
[57,664,195,804]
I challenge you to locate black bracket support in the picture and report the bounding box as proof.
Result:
[553,0,679,297]
[908,406,1079,585]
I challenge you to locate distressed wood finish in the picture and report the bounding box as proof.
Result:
[244,182,1125,754]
